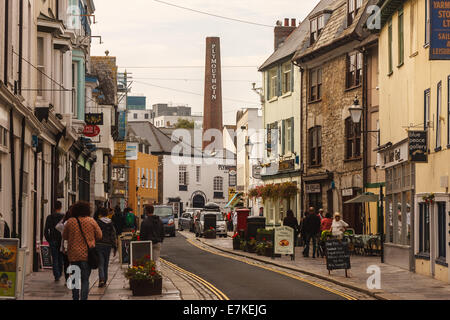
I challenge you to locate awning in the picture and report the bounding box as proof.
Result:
[345,193,379,204]
[225,192,243,209]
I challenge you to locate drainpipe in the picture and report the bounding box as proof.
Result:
[10,109,17,238]
[33,148,39,272]
[18,0,23,96]
[4,0,9,85]
[362,47,369,234]
[18,116,25,246]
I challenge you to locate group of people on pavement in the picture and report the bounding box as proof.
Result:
[43,201,165,301]
[282,207,349,259]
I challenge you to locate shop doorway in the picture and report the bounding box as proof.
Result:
[343,196,363,234]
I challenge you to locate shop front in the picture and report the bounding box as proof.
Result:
[380,139,415,271]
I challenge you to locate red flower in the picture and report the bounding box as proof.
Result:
[232,233,239,239]
[250,237,255,240]
[263,238,266,241]
[137,235,140,241]
[145,255,151,260]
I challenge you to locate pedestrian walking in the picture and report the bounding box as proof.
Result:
[44,201,65,281]
[55,206,73,281]
[63,201,102,301]
[140,205,165,271]
[95,208,117,288]
[321,212,333,232]
[112,205,124,235]
[283,210,299,246]
[0,213,10,238]
[123,207,138,233]
[331,212,349,240]
[232,210,238,233]
[302,208,321,258]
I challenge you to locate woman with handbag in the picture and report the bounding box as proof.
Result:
[63,201,102,300]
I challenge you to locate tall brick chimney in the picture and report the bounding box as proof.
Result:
[274,18,297,50]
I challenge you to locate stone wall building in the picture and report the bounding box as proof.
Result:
[293,0,378,233]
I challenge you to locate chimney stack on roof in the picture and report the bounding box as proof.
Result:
[274,18,297,50]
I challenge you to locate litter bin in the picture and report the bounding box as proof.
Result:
[204,213,217,238]
[246,216,266,241]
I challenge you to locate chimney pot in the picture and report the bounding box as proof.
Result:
[284,18,289,26]
[291,19,296,26]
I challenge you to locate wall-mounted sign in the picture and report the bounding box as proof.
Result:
[112,142,127,165]
[126,143,139,161]
[430,0,450,60]
[306,184,321,194]
[279,159,295,172]
[252,165,261,180]
[83,125,100,138]
[408,131,428,163]
[85,113,104,125]
[342,188,353,197]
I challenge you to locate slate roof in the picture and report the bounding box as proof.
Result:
[259,0,338,71]
[293,0,377,62]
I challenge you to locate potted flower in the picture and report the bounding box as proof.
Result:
[247,237,257,253]
[204,227,216,239]
[125,256,162,296]
[131,231,140,242]
[264,241,274,257]
[256,242,266,256]
[240,240,247,251]
[232,233,241,250]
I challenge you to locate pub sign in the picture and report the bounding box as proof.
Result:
[408,131,428,163]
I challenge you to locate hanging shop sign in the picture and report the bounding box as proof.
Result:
[85,113,104,125]
[408,131,428,163]
[0,239,19,300]
[112,142,127,165]
[430,0,450,60]
[279,159,295,172]
[83,125,100,138]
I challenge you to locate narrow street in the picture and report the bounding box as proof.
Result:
[161,233,347,300]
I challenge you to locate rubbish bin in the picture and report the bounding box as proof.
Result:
[204,213,217,238]
[246,216,266,241]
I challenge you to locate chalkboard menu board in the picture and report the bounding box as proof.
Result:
[130,241,152,266]
[39,244,53,270]
[325,240,351,271]
[120,238,131,265]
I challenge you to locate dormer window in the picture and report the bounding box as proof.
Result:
[310,15,325,45]
[348,0,363,26]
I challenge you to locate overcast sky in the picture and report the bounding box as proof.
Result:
[91,0,320,125]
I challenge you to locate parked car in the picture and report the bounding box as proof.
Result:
[194,204,227,238]
[178,208,198,232]
[154,205,176,237]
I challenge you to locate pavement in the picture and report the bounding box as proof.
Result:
[23,255,196,300]
[192,231,450,300]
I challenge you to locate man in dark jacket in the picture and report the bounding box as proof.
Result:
[283,210,299,246]
[140,205,165,271]
[44,201,65,281]
[112,205,124,235]
[302,207,321,258]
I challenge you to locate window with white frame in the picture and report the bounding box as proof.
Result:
[37,37,45,98]
[137,168,140,187]
[436,81,442,150]
[179,165,188,185]
[214,176,223,192]
[154,170,157,189]
[72,62,78,118]
[310,15,324,45]
[282,62,292,94]
[268,67,278,100]
[146,169,149,188]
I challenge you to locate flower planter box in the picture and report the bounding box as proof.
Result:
[247,246,256,254]
[233,240,241,250]
[129,278,163,297]
[204,232,216,239]
[264,247,273,257]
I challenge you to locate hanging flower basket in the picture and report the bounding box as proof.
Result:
[248,182,299,202]
[422,193,435,204]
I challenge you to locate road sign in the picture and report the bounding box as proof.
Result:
[83,125,100,138]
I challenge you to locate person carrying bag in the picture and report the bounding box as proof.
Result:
[63,201,102,301]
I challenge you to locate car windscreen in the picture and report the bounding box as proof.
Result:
[154,207,173,217]
[201,213,225,221]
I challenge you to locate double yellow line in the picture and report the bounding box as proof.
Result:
[161,258,230,300]
[186,238,357,301]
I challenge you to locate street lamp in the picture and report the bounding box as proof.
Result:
[348,96,363,125]
[348,95,384,263]
[245,138,254,158]
[141,174,147,188]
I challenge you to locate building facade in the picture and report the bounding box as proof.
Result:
[378,0,450,281]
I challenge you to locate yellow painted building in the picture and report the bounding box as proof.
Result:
[128,152,159,226]
[378,0,450,282]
